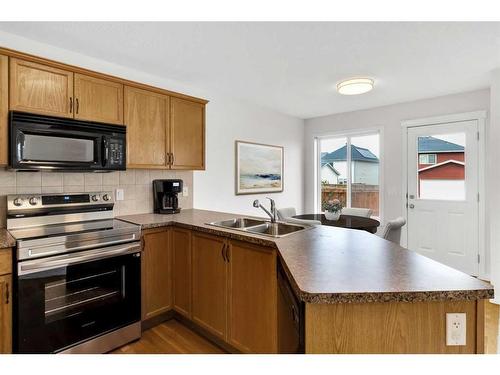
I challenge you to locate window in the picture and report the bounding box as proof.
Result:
[317,132,380,218]
[419,154,437,165]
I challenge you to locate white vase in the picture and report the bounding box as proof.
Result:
[324,211,340,221]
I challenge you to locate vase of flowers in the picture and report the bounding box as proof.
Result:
[322,199,342,221]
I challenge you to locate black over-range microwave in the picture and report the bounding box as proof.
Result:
[9,111,126,171]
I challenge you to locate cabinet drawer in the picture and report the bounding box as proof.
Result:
[0,249,12,276]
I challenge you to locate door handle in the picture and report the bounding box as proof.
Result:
[5,282,9,305]
[409,204,415,209]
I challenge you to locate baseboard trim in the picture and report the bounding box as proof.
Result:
[141,310,175,331]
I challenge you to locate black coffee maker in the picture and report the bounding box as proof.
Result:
[153,179,183,214]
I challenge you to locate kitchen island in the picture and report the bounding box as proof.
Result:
[119,209,494,354]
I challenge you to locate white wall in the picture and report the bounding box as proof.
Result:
[196,96,304,216]
[0,31,305,218]
[305,89,490,274]
[489,69,500,302]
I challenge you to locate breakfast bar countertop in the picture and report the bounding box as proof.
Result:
[118,209,494,304]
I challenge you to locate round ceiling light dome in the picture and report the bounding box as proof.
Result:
[337,78,374,95]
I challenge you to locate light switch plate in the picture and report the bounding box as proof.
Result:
[183,186,189,197]
[115,189,124,201]
[446,313,466,346]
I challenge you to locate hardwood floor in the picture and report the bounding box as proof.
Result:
[112,319,225,354]
[114,302,500,354]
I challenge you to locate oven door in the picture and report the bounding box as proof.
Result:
[15,243,141,353]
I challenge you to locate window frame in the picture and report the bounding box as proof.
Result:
[419,153,437,165]
[315,129,382,220]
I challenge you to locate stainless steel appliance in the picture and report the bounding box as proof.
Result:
[9,111,126,171]
[7,191,142,354]
[153,179,183,214]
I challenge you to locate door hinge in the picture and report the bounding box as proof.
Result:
[477,254,481,264]
[477,131,480,141]
[477,193,480,202]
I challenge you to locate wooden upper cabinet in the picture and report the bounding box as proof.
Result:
[124,86,169,168]
[0,55,8,166]
[227,241,278,353]
[170,97,205,170]
[192,232,227,340]
[142,228,172,321]
[10,58,74,118]
[74,73,123,124]
[172,228,192,318]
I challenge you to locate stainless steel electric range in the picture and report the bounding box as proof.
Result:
[7,191,142,354]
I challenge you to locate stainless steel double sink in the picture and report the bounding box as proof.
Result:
[207,217,311,238]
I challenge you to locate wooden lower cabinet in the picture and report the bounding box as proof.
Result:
[191,232,227,340]
[0,247,12,354]
[142,228,172,320]
[172,228,192,318]
[227,240,278,353]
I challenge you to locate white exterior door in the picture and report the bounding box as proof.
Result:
[407,120,479,275]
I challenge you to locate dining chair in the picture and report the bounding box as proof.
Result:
[277,207,297,220]
[341,207,373,218]
[380,217,406,244]
[285,217,322,226]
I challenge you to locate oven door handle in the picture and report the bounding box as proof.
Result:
[18,242,141,276]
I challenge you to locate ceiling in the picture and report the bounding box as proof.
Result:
[0,22,499,119]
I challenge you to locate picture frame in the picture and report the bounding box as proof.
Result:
[235,140,284,195]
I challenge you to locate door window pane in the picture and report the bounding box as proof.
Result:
[350,134,380,217]
[320,137,348,208]
[417,133,465,200]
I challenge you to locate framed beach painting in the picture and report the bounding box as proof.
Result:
[235,140,284,195]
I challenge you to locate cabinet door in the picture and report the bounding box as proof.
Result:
[124,86,169,168]
[142,228,172,320]
[0,274,12,354]
[192,232,227,339]
[227,241,278,353]
[74,73,123,124]
[10,58,74,118]
[0,55,7,165]
[170,97,205,170]
[172,228,192,318]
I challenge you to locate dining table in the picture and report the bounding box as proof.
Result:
[292,214,380,233]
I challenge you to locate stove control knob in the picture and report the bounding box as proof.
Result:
[91,194,100,202]
[102,194,111,201]
[29,197,39,206]
[13,198,23,206]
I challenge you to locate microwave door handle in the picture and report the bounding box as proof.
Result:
[102,138,109,167]
[16,132,25,161]
[18,243,141,276]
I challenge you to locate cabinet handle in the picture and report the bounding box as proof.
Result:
[5,282,9,305]
[221,244,227,262]
[69,97,73,113]
[75,98,79,114]
[225,244,230,262]
[171,153,174,165]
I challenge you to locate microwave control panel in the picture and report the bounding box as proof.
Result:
[108,138,125,167]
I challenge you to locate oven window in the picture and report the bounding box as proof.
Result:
[44,266,124,324]
[23,134,94,162]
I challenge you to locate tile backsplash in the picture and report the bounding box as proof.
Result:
[0,168,194,227]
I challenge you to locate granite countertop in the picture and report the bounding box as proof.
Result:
[118,209,494,304]
[0,228,16,248]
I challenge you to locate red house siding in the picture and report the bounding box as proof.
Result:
[418,152,464,169]
[419,163,464,180]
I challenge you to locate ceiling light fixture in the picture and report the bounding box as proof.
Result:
[337,78,374,95]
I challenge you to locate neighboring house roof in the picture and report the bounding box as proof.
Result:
[322,163,340,175]
[418,159,465,172]
[321,145,379,164]
[418,136,464,153]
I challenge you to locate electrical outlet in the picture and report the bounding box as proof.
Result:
[183,186,189,197]
[446,313,466,346]
[115,189,124,201]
